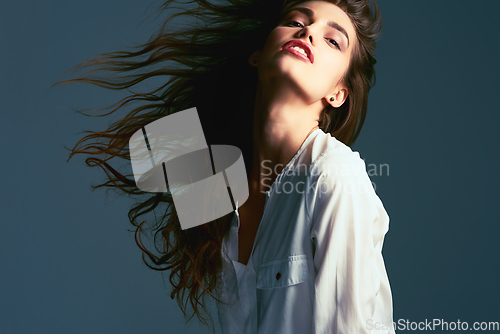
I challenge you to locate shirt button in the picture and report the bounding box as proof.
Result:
[276,272,281,280]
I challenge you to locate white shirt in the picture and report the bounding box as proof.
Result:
[216,129,395,334]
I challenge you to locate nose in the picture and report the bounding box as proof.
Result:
[296,26,314,46]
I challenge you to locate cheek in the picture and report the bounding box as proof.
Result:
[321,54,349,84]
[309,57,346,87]
[261,30,281,56]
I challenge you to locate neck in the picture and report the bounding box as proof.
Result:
[248,80,324,195]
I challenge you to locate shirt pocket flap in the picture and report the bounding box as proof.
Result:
[256,254,309,289]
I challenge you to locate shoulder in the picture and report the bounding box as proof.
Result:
[307,131,369,185]
[304,131,384,217]
[305,133,390,233]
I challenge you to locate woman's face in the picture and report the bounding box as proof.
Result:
[257,1,356,106]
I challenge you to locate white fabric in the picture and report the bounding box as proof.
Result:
[216,129,395,334]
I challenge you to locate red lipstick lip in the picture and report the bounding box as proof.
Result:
[280,40,314,64]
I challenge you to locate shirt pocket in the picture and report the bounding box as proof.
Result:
[256,254,309,289]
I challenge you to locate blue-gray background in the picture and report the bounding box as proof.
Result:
[1,1,499,333]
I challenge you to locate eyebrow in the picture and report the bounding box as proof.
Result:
[288,7,350,48]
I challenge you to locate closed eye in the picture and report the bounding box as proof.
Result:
[326,38,340,50]
[284,20,304,28]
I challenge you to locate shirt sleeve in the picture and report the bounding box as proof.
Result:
[309,153,392,334]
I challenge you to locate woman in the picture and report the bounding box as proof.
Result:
[54,0,394,332]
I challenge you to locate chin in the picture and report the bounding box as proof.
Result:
[258,57,309,85]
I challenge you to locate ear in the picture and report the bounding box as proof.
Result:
[248,50,261,67]
[327,86,348,108]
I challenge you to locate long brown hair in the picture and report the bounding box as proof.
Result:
[51,0,381,331]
